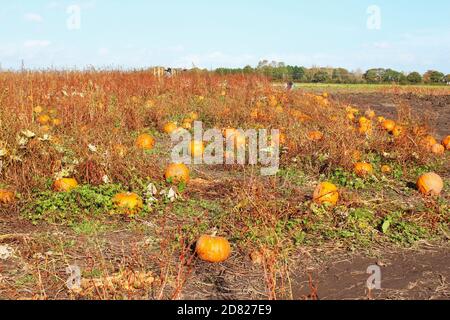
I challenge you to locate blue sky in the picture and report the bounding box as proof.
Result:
[1,0,449,72]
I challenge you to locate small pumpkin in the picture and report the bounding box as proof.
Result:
[442,136,450,150]
[53,178,79,192]
[347,112,356,122]
[196,235,231,263]
[308,131,324,141]
[359,117,370,126]
[417,172,444,196]
[392,125,404,137]
[313,182,339,206]
[52,118,62,127]
[33,106,44,114]
[0,189,15,205]
[163,122,178,134]
[135,134,155,151]
[381,165,392,174]
[422,135,437,150]
[377,116,386,124]
[354,162,374,177]
[382,119,396,133]
[431,143,445,155]
[37,114,51,125]
[112,192,143,215]
[182,120,193,130]
[165,163,190,184]
[189,112,199,121]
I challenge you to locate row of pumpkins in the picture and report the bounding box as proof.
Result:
[1,105,450,264]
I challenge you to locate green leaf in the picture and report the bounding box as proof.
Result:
[382,219,391,234]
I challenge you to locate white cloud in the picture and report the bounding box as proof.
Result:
[23,40,51,48]
[24,13,43,23]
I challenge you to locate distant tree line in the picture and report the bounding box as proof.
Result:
[214,60,450,85]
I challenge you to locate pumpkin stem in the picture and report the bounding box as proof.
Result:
[211,227,218,237]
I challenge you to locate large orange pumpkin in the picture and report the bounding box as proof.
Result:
[0,189,15,205]
[135,134,155,151]
[196,235,231,263]
[354,162,374,177]
[112,192,143,215]
[165,163,190,184]
[441,136,450,150]
[53,178,79,192]
[417,173,444,196]
[382,120,396,133]
[313,182,339,206]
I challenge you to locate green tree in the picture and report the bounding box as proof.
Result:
[407,72,423,84]
[364,68,385,83]
[423,70,445,84]
[312,70,330,83]
[332,68,351,83]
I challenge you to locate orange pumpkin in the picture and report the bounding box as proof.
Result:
[163,122,178,134]
[196,235,231,263]
[347,112,356,122]
[359,123,372,135]
[308,131,324,141]
[354,162,374,177]
[182,120,193,130]
[52,118,62,127]
[37,114,51,125]
[381,165,392,174]
[53,178,79,192]
[382,120,396,133]
[189,112,199,121]
[112,192,143,215]
[33,106,43,114]
[431,144,445,155]
[442,136,450,150]
[313,182,339,206]
[189,141,205,158]
[417,173,444,196]
[359,117,370,126]
[135,134,155,151]
[423,135,437,150]
[165,163,190,184]
[392,125,404,137]
[0,189,15,205]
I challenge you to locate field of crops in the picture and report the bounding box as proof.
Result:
[0,71,449,300]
